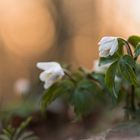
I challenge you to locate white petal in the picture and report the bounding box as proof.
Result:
[37,62,61,71]
[99,49,109,57]
[37,61,65,89]
[48,71,63,82]
[39,71,49,81]
[53,67,64,77]
[44,80,54,89]
[93,60,112,73]
[99,43,111,51]
[44,74,61,89]
[109,39,118,56]
[98,36,118,57]
[46,74,59,82]
[98,36,116,45]
[59,70,65,77]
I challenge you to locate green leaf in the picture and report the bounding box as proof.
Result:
[2,128,12,139]
[14,117,32,140]
[0,117,39,140]
[128,35,140,48]
[71,90,93,119]
[118,56,137,85]
[69,79,101,119]
[0,135,10,140]
[18,131,39,140]
[99,54,119,65]
[117,39,124,56]
[90,72,105,86]
[41,80,74,112]
[116,87,126,104]
[134,43,140,59]
[120,55,136,69]
[105,61,118,98]
[71,71,83,82]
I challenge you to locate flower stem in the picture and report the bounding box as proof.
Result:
[87,74,101,84]
[64,69,76,83]
[121,38,136,114]
[119,38,136,118]
[120,38,133,57]
[131,85,136,112]
[125,42,136,113]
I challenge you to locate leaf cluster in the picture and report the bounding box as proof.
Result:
[0,117,39,140]
[41,70,108,119]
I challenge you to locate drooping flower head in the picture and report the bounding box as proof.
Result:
[98,36,118,57]
[37,62,64,89]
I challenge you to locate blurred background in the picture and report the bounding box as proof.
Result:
[0,0,140,140]
[0,0,140,116]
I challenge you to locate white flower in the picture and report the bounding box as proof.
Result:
[93,60,111,74]
[14,78,30,95]
[98,36,118,57]
[93,60,121,82]
[37,62,64,89]
[47,98,65,113]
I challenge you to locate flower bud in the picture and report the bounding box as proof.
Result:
[99,36,118,57]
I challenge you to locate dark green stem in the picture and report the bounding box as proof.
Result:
[125,42,136,112]
[119,38,136,118]
[131,85,136,112]
[125,41,133,57]
[87,74,100,83]
[64,69,76,83]
[121,39,136,113]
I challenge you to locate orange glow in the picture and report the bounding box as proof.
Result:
[0,0,55,57]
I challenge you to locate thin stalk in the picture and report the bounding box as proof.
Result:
[124,40,136,112]
[119,38,133,57]
[125,41,133,57]
[64,69,76,83]
[131,85,136,111]
[124,92,130,121]
[121,38,136,113]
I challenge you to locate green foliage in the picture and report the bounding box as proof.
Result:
[104,55,137,100]
[0,117,39,140]
[134,43,140,59]
[39,35,140,121]
[90,72,105,86]
[69,79,102,119]
[0,100,38,122]
[99,54,119,65]
[105,61,118,98]
[41,80,75,112]
[118,55,137,86]
[41,68,109,119]
[128,35,140,48]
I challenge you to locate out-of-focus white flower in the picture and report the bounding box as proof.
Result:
[14,78,30,95]
[47,98,65,114]
[93,60,122,82]
[37,62,64,89]
[93,60,111,74]
[115,76,121,82]
[98,36,118,57]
